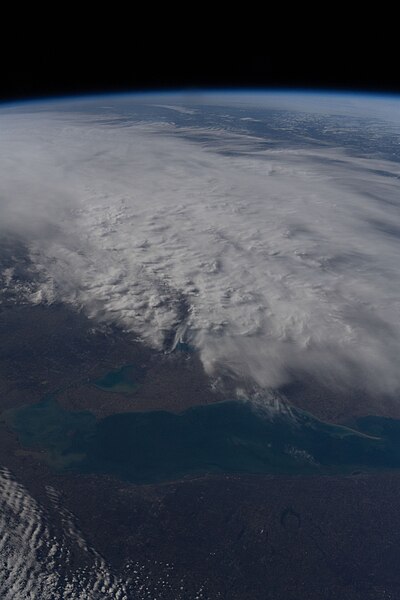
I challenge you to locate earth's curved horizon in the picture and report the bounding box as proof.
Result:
[1,90,400,599]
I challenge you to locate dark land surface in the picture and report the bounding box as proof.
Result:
[2,429,400,600]
[2,301,399,424]
[0,302,226,417]
[1,301,400,598]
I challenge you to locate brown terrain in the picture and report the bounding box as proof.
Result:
[1,302,400,598]
[1,302,399,423]
[1,418,400,600]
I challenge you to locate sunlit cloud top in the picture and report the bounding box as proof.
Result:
[1,92,400,403]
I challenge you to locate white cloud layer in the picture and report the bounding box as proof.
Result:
[0,467,129,598]
[1,96,400,400]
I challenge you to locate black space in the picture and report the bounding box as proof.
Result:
[1,20,398,102]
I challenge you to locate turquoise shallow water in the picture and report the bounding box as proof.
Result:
[5,388,400,483]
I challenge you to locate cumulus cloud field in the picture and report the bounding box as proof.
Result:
[1,93,400,400]
[0,467,130,599]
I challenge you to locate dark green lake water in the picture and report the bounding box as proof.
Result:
[5,388,400,483]
[94,364,144,394]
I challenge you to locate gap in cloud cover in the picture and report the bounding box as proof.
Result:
[1,93,400,417]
